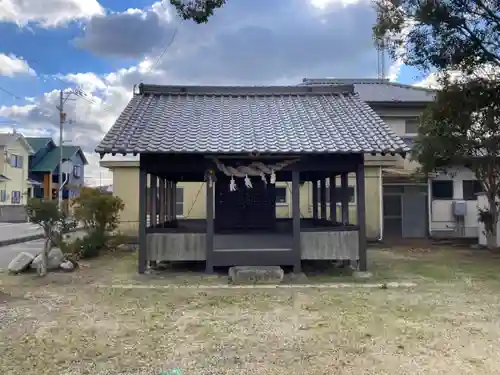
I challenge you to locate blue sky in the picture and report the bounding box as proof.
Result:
[0,0,431,184]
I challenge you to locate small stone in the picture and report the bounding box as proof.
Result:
[60,260,75,272]
[229,266,284,285]
[353,271,373,279]
[8,252,35,273]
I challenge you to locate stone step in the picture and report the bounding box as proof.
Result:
[229,266,284,285]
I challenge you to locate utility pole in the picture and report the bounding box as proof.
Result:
[58,90,64,211]
[56,89,76,211]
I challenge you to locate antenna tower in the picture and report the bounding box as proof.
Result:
[376,37,386,79]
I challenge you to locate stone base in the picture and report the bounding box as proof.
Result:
[229,266,284,285]
[353,271,373,279]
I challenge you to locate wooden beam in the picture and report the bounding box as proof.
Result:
[206,180,214,273]
[329,175,337,223]
[340,172,349,224]
[311,180,318,219]
[169,181,176,221]
[138,165,147,274]
[319,178,327,220]
[158,178,165,225]
[292,170,302,273]
[150,175,157,227]
[356,160,367,271]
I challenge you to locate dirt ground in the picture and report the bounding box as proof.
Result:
[2,246,500,375]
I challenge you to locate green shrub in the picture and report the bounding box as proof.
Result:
[71,187,125,258]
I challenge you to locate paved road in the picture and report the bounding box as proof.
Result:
[0,222,43,242]
[0,231,85,269]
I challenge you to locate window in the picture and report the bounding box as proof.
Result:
[73,165,82,178]
[275,187,287,204]
[317,186,356,204]
[463,180,483,200]
[11,191,21,204]
[431,180,453,199]
[176,187,184,217]
[405,118,419,134]
[0,190,6,202]
[9,154,23,168]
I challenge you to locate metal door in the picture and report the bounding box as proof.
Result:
[402,186,428,238]
[383,194,402,238]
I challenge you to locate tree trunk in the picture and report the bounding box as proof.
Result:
[37,237,51,277]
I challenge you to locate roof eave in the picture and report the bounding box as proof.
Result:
[368,100,434,107]
[96,149,410,158]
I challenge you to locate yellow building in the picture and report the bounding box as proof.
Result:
[0,132,35,222]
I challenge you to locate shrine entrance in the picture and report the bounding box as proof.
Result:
[215,175,277,232]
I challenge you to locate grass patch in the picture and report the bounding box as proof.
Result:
[3,246,500,374]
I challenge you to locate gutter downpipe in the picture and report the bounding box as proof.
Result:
[378,166,383,241]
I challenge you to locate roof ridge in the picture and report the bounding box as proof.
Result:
[301,77,437,92]
[138,83,356,96]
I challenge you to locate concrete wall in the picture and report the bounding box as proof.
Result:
[430,167,479,238]
[109,165,382,240]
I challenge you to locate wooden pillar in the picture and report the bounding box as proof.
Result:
[172,182,177,218]
[206,179,214,273]
[150,175,157,227]
[164,180,171,222]
[340,172,349,224]
[138,166,147,274]
[292,170,301,273]
[329,175,337,223]
[169,181,176,220]
[158,178,165,226]
[312,180,318,219]
[356,161,367,271]
[319,178,327,220]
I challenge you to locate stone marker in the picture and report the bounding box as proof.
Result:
[8,252,35,273]
[229,266,284,285]
[353,271,373,279]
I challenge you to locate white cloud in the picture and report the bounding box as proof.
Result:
[0,54,36,77]
[0,0,104,28]
[0,0,390,185]
[414,64,500,89]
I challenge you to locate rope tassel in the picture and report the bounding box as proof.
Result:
[230,176,237,191]
[270,170,276,184]
[244,174,252,188]
[260,172,267,184]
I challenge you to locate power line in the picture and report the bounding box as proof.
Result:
[0,85,23,100]
[147,23,181,74]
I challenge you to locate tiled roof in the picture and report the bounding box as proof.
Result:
[402,137,415,148]
[95,84,411,155]
[31,146,88,172]
[25,137,55,153]
[300,78,436,103]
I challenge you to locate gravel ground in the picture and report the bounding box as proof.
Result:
[1,247,500,375]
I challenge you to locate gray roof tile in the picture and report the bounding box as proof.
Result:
[301,78,436,103]
[96,84,411,155]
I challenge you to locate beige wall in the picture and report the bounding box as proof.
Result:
[0,138,30,206]
[109,165,382,240]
